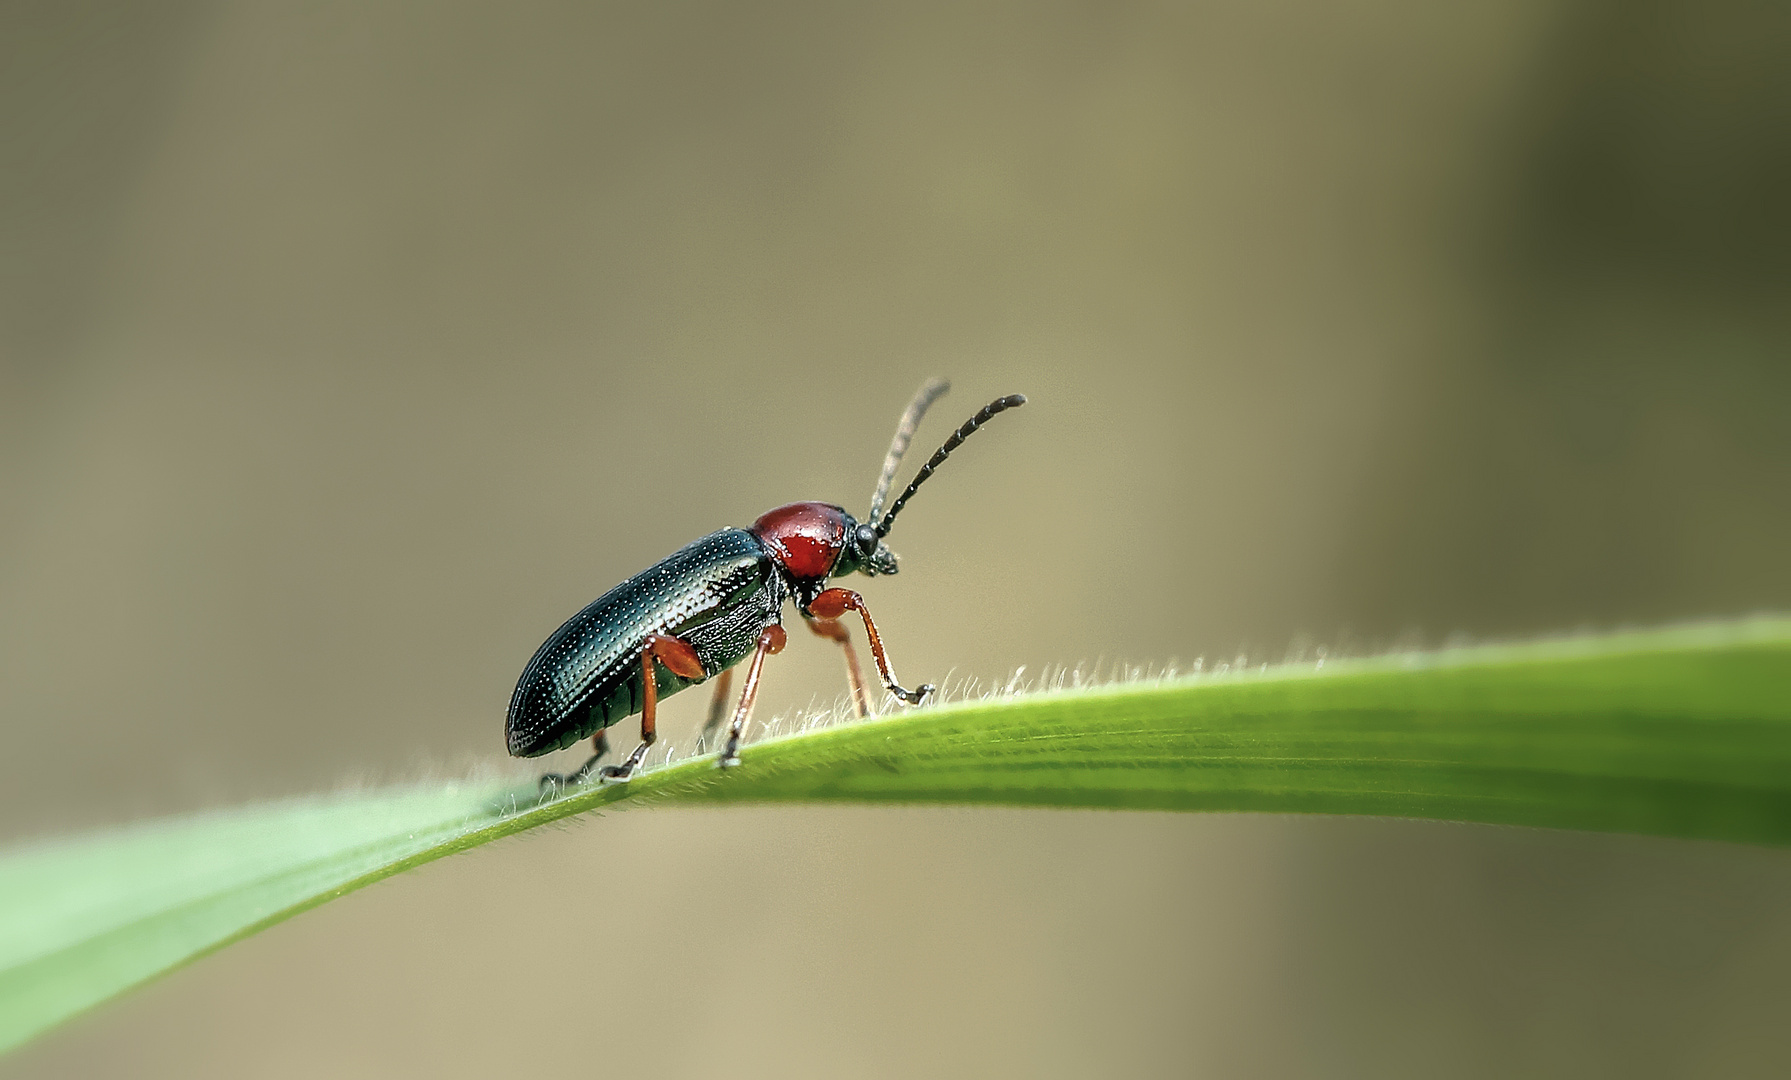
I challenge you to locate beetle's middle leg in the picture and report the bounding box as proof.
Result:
[695,666,733,753]
[599,633,705,784]
[804,615,871,719]
[719,624,787,768]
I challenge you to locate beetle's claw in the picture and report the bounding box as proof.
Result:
[597,764,635,785]
[718,753,742,769]
[891,682,934,706]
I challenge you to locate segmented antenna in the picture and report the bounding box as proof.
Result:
[875,393,1027,537]
[867,378,951,523]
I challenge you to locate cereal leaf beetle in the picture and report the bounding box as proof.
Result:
[506,380,1026,784]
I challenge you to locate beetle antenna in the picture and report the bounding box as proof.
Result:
[867,378,951,523]
[875,393,1027,537]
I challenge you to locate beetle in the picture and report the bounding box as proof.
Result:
[506,379,1026,785]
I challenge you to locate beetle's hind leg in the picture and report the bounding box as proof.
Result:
[600,634,706,784]
[568,730,612,783]
[537,730,612,792]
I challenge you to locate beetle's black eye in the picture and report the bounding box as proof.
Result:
[855,524,878,555]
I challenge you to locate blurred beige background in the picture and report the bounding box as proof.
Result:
[2,1,1788,1076]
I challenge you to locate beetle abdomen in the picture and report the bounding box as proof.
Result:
[506,528,783,757]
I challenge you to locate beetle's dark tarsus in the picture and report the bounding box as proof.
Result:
[506,382,1026,779]
[535,730,610,791]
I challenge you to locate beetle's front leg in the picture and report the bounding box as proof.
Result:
[719,624,787,768]
[806,588,933,706]
[804,614,872,718]
[600,633,705,784]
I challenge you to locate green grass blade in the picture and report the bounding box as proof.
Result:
[3,617,1789,1052]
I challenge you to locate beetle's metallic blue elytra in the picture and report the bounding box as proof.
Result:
[505,381,1026,783]
[506,528,782,757]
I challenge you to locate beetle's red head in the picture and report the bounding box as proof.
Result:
[749,383,1025,599]
[750,502,898,587]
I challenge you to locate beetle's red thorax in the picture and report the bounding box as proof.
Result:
[750,502,848,581]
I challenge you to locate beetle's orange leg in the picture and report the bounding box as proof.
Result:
[805,614,871,718]
[807,588,932,706]
[599,633,704,784]
[696,666,734,752]
[719,624,787,768]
